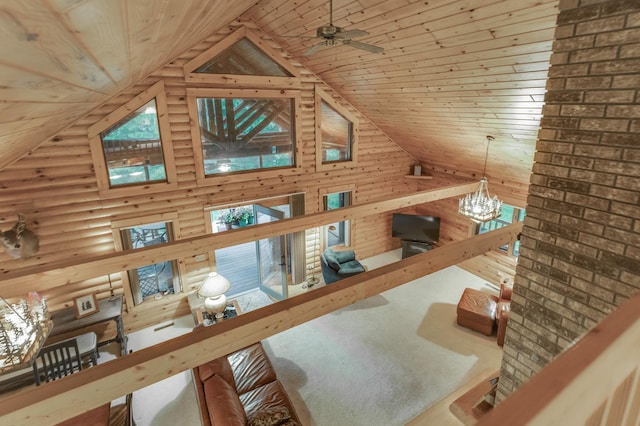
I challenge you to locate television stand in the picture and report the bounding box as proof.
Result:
[401,240,433,259]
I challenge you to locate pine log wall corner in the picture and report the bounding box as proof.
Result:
[0,20,493,334]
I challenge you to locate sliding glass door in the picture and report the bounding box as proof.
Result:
[255,205,287,300]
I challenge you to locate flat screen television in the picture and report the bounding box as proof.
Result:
[391,213,440,244]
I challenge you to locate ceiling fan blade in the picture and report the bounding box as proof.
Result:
[335,29,369,39]
[278,34,317,39]
[342,39,384,54]
[303,42,325,56]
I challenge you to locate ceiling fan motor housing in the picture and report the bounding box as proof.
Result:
[317,25,343,39]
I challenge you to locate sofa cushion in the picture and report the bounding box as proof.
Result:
[203,374,246,426]
[333,250,355,263]
[229,343,277,395]
[198,355,236,390]
[338,259,366,275]
[240,380,299,423]
[247,407,295,426]
[322,250,340,270]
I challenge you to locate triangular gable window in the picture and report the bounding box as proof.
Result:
[195,38,293,77]
[184,26,300,88]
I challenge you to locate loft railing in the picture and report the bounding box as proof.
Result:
[0,223,522,424]
[478,292,640,425]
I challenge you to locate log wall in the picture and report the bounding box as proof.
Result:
[0,21,420,333]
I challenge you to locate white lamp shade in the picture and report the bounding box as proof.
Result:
[198,272,231,298]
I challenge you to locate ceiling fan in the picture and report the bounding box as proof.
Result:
[300,0,384,56]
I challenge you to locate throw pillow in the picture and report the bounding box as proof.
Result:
[333,250,355,263]
[247,407,296,426]
[323,250,340,270]
[339,259,366,275]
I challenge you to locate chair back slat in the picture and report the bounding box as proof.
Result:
[32,338,82,385]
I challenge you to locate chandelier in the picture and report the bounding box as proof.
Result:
[458,135,503,223]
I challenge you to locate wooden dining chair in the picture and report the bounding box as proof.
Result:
[32,338,83,385]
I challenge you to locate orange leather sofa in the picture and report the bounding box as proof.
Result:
[192,342,300,426]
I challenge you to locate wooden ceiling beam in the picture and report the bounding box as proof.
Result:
[0,221,522,425]
[0,182,478,295]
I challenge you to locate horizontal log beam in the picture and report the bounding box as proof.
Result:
[0,182,478,295]
[0,222,522,425]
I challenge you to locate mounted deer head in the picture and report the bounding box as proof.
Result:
[0,214,40,259]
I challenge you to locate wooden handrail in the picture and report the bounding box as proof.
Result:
[0,182,478,296]
[478,291,640,425]
[0,222,521,424]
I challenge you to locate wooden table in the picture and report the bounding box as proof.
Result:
[50,295,128,356]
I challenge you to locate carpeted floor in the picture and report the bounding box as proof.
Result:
[262,250,503,426]
[125,249,503,425]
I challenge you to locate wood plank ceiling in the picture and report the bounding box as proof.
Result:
[0,0,559,192]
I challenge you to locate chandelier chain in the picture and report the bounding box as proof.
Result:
[482,135,494,178]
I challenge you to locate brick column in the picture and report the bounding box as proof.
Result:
[497,0,640,402]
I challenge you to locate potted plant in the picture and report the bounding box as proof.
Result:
[234,207,254,227]
[217,209,236,230]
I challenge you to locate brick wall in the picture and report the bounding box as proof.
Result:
[497,0,640,402]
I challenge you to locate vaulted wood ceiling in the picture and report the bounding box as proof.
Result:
[0,0,559,192]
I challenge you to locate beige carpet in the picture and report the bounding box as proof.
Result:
[262,250,503,425]
[125,249,503,425]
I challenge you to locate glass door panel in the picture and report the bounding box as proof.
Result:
[255,205,286,300]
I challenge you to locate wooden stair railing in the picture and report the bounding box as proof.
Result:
[478,292,640,425]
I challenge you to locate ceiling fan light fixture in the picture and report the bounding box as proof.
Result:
[458,135,503,223]
[301,0,383,56]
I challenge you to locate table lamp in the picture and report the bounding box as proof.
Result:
[198,272,231,319]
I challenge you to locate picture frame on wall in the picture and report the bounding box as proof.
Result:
[74,294,100,319]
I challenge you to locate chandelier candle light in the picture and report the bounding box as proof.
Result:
[198,272,231,319]
[458,135,503,223]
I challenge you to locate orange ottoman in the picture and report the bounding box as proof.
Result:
[456,288,498,336]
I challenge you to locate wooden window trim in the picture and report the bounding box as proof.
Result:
[187,87,304,186]
[110,212,184,309]
[318,184,356,211]
[183,26,301,89]
[315,86,359,172]
[319,184,356,249]
[88,81,178,198]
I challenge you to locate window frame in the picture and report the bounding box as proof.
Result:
[187,87,304,185]
[182,26,301,89]
[88,81,177,198]
[319,184,355,249]
[472,204,525,258]
[111,212,185,309]
[315,86,359,172]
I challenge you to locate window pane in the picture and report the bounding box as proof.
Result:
[320,100,352,163]
[101,99,167,187]
[195,39,293,77]
[476,204,526,258]
[323,191,351,247]
[120,222,179,304]
[196,97,295,175]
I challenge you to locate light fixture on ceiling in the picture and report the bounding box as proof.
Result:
[458,135,503,223]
